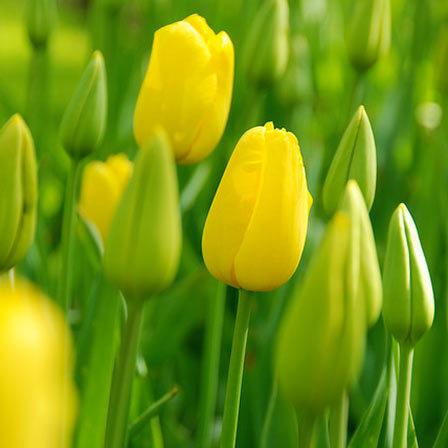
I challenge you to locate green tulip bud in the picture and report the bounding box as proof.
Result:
[339,180,382,327]
[60,51,107,160]
[323,105,377,216]
[0,115,37,272]
[25,0,57,49]
[275,212,365,416]
[243,0,289,87]
[275,34,312,108]
[346,0,391,72]
[382,204,434,348]
[104,130,181,301]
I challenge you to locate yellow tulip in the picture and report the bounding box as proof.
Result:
[0,281,77,448]
[202,122,312,292]
[134,14,234,164]
[79,153,132,242]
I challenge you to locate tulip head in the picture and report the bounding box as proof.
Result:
[382,204,434,347]
[104,131,181,301]
[202,122,312,292]
[60,51,107,160]
[346,0,391,72]
[0,115,37,273]
[275,213,365,416]
[79,153,132,243]
[134,14,234,165]
[25,0,57,49]
[323,105,377,215]
[244,0,290,87]
[339,180,382,326]
[0,281,77,448]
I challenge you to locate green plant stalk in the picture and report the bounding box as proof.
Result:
[393,345,414,448]
[220,289,253,448]
[259,381,278,448]
[105,298,145,448]
[197,282,226,448]
[58,160,82,312]
[329,391,349,448]
[298,413,316,448]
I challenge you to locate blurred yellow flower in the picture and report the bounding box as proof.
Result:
[79,153,132,242]
[0,281,77,448]
[134,14,234,164]
[202,122,312,292]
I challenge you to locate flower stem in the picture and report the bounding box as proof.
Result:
[58,159,82,312]
[105,299,145,448]
[298,413,316,448]
[220,289,253,448]
[197,282,226,448]
[329,391,349,448]
[393,345,414,448]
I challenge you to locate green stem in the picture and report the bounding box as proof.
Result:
[220,289,253,448]
[105,299,145,448]
[393,345,414,448]
[298,413,316,448]
[259,382,278,448]
[58,160,82,312]
[329,391,349,448]
[197,283,226,448]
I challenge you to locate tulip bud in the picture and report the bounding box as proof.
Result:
[60,51,107,160]
[104,131,181,300]
[382,204,434,347]
[202,122,312,292]
[275,213,365,416]
[243,0,289,87]
[0,115,37,273]
[79,153,132,242]
[0,281,77,448]
[134,14,234,164]
[25,0,57,49]
[339,180,382,326]
[323,105,377,215]
[346,0,391,72]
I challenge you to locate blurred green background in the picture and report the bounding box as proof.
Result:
[1,0,448,446]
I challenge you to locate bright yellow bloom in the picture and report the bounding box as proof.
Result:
[134,14,234,164]
[202,122,312,292]
[0,281,77,448]
[79,153,132,242]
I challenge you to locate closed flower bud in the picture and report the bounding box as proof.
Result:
[346,0,391,72]
[243,0,289,87]
[202,122,312,292]
[134,14,234,165]
[0,281,77,448]
[275,213,365,416]
[382,204,434,347]
[104,131,181,300]
[60,51,107,160]
[25,0,57,49]
[79,153,132,242]
[339,180,382,326]
[323,105,377,215]
[0,115,37,272]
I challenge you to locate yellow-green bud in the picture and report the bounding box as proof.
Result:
[275,212,365,416]
[0,115,37,273]
[25,0,56,49]
[243,0,289,87]
[323,105,377,216]
[275,34,312,108]
[104,131,181,301]
[382,204,434,348]
[60,51,107,160]
[346,0,391,72]
[339,180,382,327]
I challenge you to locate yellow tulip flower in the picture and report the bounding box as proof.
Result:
[0,281,77,448]
[134,14,234,164]
[79,153,132,242]
[202,122,312,292]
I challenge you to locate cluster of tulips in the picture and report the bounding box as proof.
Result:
[0,0,440,447]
